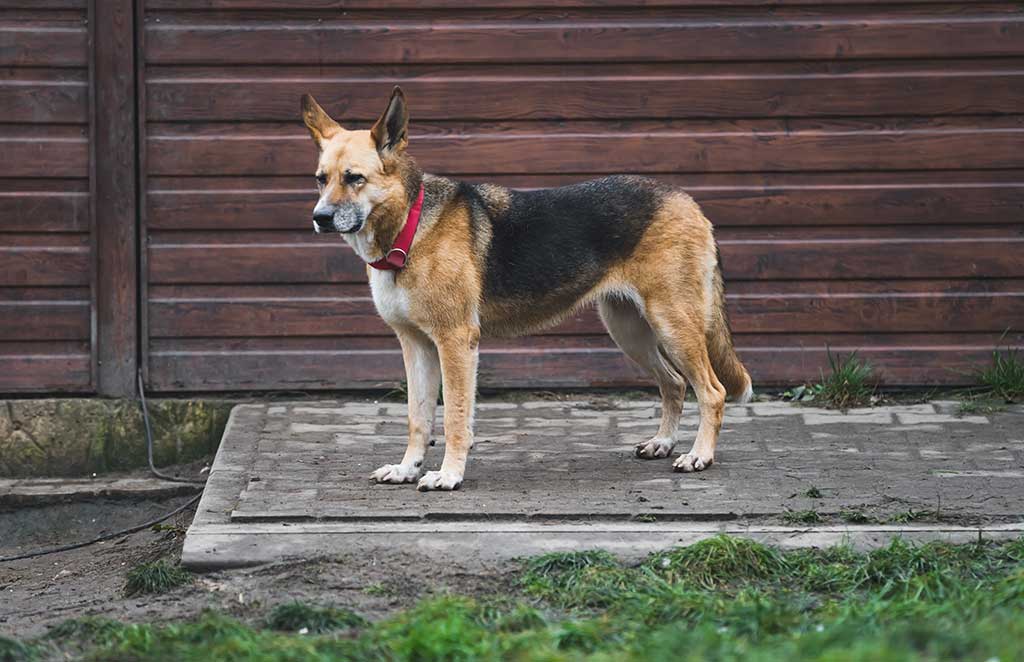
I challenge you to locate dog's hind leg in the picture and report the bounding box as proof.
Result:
[641,294,726,473]
[598,295,687,459]
[370,327,440,484]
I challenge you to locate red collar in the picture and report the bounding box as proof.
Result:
[369,185,424,271]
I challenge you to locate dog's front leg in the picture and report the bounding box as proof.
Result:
[370,327,440,484]
[417,325,479,491]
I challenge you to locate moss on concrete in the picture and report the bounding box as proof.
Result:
[0,399,233,477]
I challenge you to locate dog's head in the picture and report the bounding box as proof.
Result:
[301,87,414,240]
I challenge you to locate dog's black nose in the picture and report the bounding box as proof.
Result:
[312,210,334,231]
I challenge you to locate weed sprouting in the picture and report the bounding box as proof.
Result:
[817,347,876,410]
[801,486,824,499]
[839,508,875,524]
[976,345,1024,402]
[783,510,823,525]
[123,560,192,597]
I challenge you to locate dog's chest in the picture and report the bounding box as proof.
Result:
[369,270,412,326]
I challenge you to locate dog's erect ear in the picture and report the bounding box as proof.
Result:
[301,94,341,148]
[371,86,409,159]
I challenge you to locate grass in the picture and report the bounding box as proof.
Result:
[14,535,1024,661]
[783,347,876,409]
[123,560,192,597]
[783,509,824,525]
[976,345,1024,402]
[265,601,367,633]
[817,347,876,410]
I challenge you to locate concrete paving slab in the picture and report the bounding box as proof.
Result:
[1,477,202,506]
[183,400,1024,569]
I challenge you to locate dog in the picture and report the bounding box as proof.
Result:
[301,87,753,491]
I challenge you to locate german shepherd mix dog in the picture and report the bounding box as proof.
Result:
[302,87,753,491]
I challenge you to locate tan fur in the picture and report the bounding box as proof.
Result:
[304,90,750,490]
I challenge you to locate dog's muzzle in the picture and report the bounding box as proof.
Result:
[312,202,364,234]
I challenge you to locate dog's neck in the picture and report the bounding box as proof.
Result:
[368,160,424,261]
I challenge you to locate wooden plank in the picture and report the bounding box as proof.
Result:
[145,1,999,8]
[0,133,88,177]
[147,235,1024,285]
[147,289,1024,339]
[720,237,1024,281]
[0,192,89,232]
[0,23,86,66]
[145,15,1024,65]
[92,0,137,396]
[146,68,1024,121]
[146,177,1024,230]
[0,247,90,286]
[148,243,366,284]
[0,353,92,392]
[0,77,87,123]
[145,118,1024,176]
[145,342,1013,391]
[0,301,90,340]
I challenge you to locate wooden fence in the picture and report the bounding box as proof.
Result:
[2,0,1023,394]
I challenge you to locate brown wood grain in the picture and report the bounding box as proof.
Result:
[0,23,86,66]
[0,191,89,232]
[92,0,138,396]
[0,301,89,340]
[0,78,87,123]
[146,177,1024,230]
[0,246,90,286]
[145,343,1012,391]
[145,118,1024,176]
[145,1,1000,8]
[146,235,1024,285]
[146,67,1024,122]
[147,289,1024,339]
[0,354,92,392]
[145,14,1024,65]
[0,133,88,177]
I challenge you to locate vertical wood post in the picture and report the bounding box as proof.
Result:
[91,0,138,396]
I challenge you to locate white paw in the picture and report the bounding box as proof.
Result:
[634,436,675,459]
[673,452,713,473]
[369,463,422,484]
[417,470,463,492]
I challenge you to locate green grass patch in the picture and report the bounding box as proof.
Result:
[783,347,876,409]
[123,559,192,597]
[266,601,367,633]
[19,536,1024,662]
[783,509,824,525]
[645,534,787,588]
[817,347,876,410]
[976,345,1024,402]
[839,508,876,524]
[802,486,824,499]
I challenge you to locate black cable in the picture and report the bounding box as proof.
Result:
[0,373,209,563]
[0,493,200,563]
[139,372,206,485]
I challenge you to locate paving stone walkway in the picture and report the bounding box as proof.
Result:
[183,399,1024,569]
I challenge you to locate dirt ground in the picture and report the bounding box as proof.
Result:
[0,474,516,641]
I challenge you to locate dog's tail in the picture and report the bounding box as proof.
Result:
[706,245,753,403]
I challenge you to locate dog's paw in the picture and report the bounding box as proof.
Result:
[673,452,713,473]
[417,470,463,492]
[369,463,421,484]
[634,436,675,459]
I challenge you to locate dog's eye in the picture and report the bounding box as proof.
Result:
[315,173,327,186]
[344,173,366,186]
